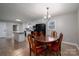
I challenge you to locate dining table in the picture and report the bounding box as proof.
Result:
[34,35,58,55]
[35,35,58,43]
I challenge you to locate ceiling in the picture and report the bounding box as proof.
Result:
[0,3,79,23]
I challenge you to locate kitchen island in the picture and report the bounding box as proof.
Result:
[13,31,25,42]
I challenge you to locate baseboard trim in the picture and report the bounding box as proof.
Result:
[62,41,79,50]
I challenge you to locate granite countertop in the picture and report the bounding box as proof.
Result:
[13,31,24,34]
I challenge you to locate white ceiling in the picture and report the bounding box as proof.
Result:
[0,3,79,22]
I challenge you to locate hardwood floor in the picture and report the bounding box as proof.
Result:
[0,37,79,56]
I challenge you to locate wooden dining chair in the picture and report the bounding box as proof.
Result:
[31,31,35,38]
[51,31,57,38]
[33,31,39,38]
[39,32,44,37]
[49,33,63,56]
[27,34,46,56]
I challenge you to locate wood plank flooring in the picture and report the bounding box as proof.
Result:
[0,37,79,56]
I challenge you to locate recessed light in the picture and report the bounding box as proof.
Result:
[16,19,21,21]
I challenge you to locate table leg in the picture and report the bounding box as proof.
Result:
[44,43,48,56]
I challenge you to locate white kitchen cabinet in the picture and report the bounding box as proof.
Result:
[0,22,7,37]
[13,31,25,42]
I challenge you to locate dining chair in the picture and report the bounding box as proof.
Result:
[49,33,63,56]
[33,31,39,38]
[34,31,43,38]
[39,32,44,38]
[31,31,35,38]
[27,34,46,56]
[51,31,57,38]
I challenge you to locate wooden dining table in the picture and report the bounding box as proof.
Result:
[35,36,58,43]
[34,36,58,55]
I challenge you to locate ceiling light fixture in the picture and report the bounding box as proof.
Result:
[16,19,21,21]
[44,7,51,19]
[42,7,51,23]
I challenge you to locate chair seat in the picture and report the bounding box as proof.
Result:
[32,46,46,54]
[36,47,46,53]
[51,44,60,52]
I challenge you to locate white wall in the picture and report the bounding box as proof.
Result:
[53,12,78,44]
[77,9,79,46]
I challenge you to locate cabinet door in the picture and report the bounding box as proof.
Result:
[0,23,7,37]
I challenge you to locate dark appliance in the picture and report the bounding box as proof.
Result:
[34,23,46,36]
